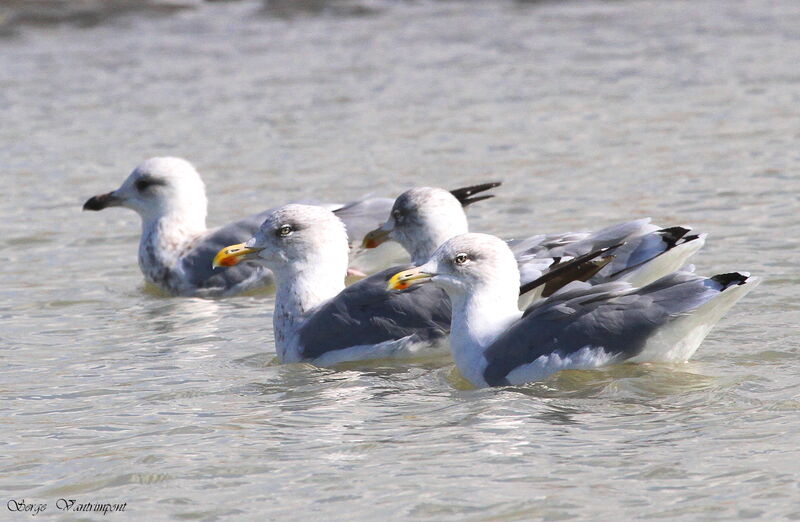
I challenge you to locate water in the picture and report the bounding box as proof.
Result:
[2,0,799,519]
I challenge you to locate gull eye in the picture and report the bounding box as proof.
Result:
[391,209,403,222]
[454,252,469,266]
[277,224,293,237]
[135,179,153,191]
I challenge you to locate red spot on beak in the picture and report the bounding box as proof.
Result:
[219,256,239,267]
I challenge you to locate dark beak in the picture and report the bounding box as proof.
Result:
[362,226,391,249]
[83,192,121,211]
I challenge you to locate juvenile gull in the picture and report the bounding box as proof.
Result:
[388,233,759,388]
[362,187,705,297]
[213,204,453,365]
[82,157,395,297]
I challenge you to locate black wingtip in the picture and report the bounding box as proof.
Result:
[657,226,705,249]
[462,194,496,205]
[450,181,502,207]
[657,226,690,246]
[519,243,622,297]
[711,272,749,289]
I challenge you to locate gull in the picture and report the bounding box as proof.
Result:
[388,233,759,388]
[212,204,617,365]
[82,157,395,297]
[212,204,453,365]
[362,186,706,298]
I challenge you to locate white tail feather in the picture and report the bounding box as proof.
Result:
[618,234,706,288]
[630,276,760,363]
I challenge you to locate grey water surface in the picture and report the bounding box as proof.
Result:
[2,0,799,519]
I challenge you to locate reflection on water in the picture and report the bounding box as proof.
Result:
[140,297,222,337]
[259,0,385,19]
[2,0,799,519]
[0,0,192,35]
[0,0,390,35]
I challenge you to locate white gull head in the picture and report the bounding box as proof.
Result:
[109,157,207,228]
[241,204,351,361]
[422,233,520,304]
[83,157,210,293]
[379,187,469,264]
[245,204,349,276]
[392,233,524,385]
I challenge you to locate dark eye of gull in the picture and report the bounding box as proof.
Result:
[392,209,403,223]
[277,224,293,238]
[454,252,469,266]
[134,177,165,192]
[135,178,153,191]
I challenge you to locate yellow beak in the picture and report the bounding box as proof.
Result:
[387,266,434,291]
[212,242,263,269]
[361,226,391,249]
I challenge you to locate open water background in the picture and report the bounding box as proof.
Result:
[1,0,799,519]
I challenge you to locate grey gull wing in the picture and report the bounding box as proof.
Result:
[595,226,699,279]
[513,222,704,293]
[298,266,452,360]
[482,271,745,386]
[511,219,657,259]
[332,197,394,244]
[181,209,275,294]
